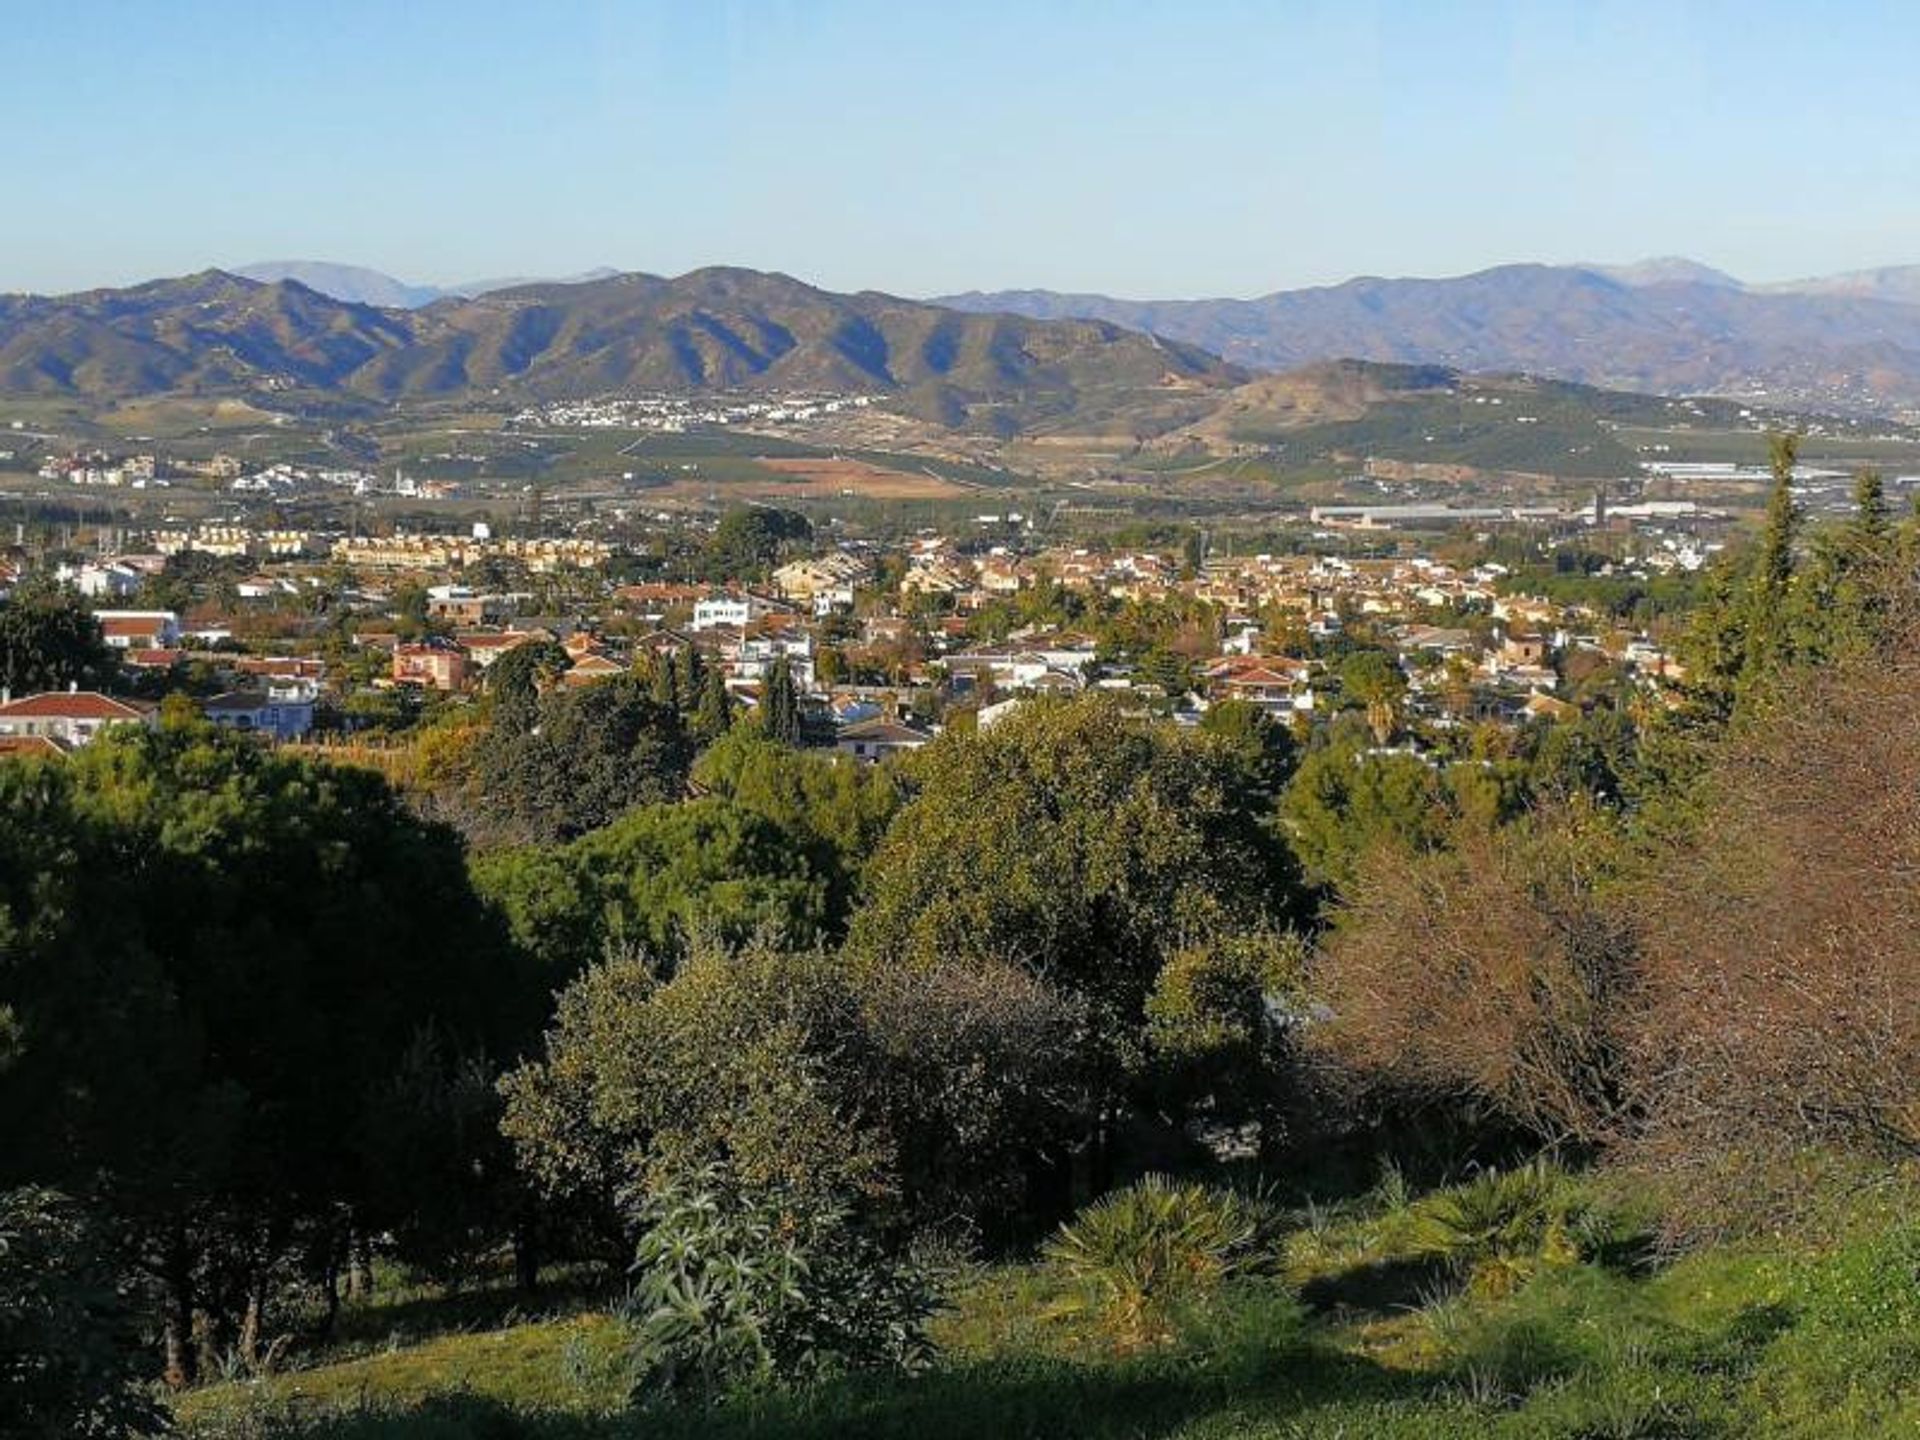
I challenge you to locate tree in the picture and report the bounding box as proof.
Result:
[691,731,900,934]
[1198,699,1298,806]
[0,724,518,1386]
[573,797,831,954]
[500,935,1087,1244]
[848,697,1302,1175]
[485,640,571,736]
[1338,650,1408,745]
[1279,743,1452,893]
[693,663,734,744]
[759,656,802,746]
[1626,645,1920,1224]
[499,942,894,1224]
[474,675,693,844]
[702,507,811,580]
[0,582,108,696]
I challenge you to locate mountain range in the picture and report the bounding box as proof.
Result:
[938,260,1920,416]
[18,256,1920,428]
[230,261,625,309]
[0,267,1235,435]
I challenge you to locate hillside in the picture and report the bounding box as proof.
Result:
[940,262,1920,416]
[1157,358,1771,480]
[0,268,1241,436]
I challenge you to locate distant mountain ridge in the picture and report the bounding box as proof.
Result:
[0,266,1239,436]
[231,261,624,308]
[938,259,1920,416]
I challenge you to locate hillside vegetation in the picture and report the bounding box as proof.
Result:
[0,268,1238,437]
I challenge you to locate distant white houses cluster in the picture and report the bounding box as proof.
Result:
[510,391,882,433]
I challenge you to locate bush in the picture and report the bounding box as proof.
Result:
[1045,1175,1283,1347]
[619,1167,936,1404]
[0,1186,166,1439]
[1413,1162,1586,1298]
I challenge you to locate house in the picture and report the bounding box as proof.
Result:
[94,609,181,650]
[692,591,782,631]
[560,652,628,687]
[772,553,870,613]
[202,687,316,742]
[835,717,932,764]
[1206,656,1315,714]
[1498,629,1552,668]
[61,561,142,599]
[0,690,154,747]
[453,632,528,670]
[392,642,469,691]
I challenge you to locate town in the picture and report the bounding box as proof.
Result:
[0,490,1701,762]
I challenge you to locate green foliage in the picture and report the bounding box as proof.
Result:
[756,656,802,746]
[620,1166,935,1403]
[485,641,572,735]
[1045,1176,1283,1346]
[499,942,894,1220]
[852,694,1298,1031]
[1414,1162,1587,1298]
[500,938,1087,1243]
[1196,699,1297,804]
[1143,929,1306,1135]
[472,675,693,844]
[1280,743,1452,891]
[0,722,519,1387]
[0,580,109,695]
[703,508,812,580]
[0,1186,165,1440]
[690,732,900,933]
[573,799,829,954]
[1337,650,1407,745]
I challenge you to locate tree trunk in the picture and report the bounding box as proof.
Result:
[160,1229,197,1390]
[346,1228,374,1302]
[320,1253,341,1339]
[512,1203,540,1295]
[237,1271,266,1371]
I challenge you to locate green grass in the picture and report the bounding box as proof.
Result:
[170,1174,1920,1440]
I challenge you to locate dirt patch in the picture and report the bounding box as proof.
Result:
[750,456,968,498]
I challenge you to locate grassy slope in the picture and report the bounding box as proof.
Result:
[173,1177,1920,1440]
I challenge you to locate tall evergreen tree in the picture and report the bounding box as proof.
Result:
[675,644,702,710]
[695,664,733,743]
[761,656,802,746]
[648,652,680,711]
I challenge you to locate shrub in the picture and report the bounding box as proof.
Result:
[0,1186,166,1439]
[1414,1162,1586,1298]
[619,1166,936,1404]
[1045,1175,1283,1346]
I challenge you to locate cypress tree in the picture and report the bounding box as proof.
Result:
[694,664,732,742]
[762,656,801,745]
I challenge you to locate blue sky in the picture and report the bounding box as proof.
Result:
[9,0,1920,297]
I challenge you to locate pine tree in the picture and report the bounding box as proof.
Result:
[1848,467,1890,549]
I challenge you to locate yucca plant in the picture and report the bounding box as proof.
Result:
[1046,1174,1281,1346]
[1414,1161,1584,1298]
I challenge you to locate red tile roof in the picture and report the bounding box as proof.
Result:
[0,734,70,759]
[0,691,147,721]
